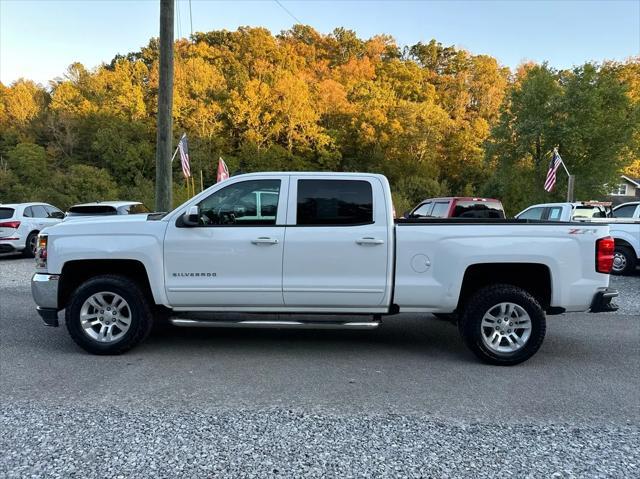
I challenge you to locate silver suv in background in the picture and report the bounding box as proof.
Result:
[0,203,64,257]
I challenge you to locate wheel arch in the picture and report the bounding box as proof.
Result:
[59,259,155,310]
[457,263,552,313]
[614,237,639,258]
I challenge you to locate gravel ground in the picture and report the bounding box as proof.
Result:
[609,274,640,316]
[1,255,638,477]
[1,403,638,479]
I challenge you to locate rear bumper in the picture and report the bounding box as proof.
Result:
[32,274,60,326]
[0,238,22,253]
[590,288,619,313]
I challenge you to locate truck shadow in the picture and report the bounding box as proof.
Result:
[144,314,472,363]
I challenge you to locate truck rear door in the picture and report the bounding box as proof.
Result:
[282,176,392,309]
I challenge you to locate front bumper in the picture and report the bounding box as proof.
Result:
[32,273,60,326]
[590,288,619,313]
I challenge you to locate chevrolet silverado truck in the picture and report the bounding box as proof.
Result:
[31,173,618,365]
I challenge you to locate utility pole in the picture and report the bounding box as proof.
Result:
[155,0,174,211]
[567,174,575,202]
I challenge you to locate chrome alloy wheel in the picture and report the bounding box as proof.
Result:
[480,302,532,354]
[612,252,627,273]
[80,292,132,343]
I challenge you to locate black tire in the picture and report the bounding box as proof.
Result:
[458,284,546,366]
[65,275,153,355]
[611,245,636,276]
[23,231,38,258]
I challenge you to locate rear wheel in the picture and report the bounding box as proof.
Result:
[23,231,38,258]
[611,245,636,275]
[65,275,153,355]
[458,284,546,366]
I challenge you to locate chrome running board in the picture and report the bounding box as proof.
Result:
[170,318,380,330]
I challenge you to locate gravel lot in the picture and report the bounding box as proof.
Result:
[1,256,639,478]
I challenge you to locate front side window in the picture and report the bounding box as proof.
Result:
[31,205,48,218]
[197,179,280,226]
[44,205,64,219]
[410,202,433,218]
[430,202,450,218]
[613,204,637,218]
[518,207,544,220]
[296,180,373,226]
[120,204,151,215]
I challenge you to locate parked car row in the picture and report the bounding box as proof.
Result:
[0,201,150,257]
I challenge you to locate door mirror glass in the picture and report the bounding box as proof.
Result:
[182,205,200,227]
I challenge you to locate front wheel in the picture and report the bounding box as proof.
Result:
[65,275,153,355]
[458,284,546,366]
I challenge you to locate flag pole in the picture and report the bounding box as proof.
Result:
[170,144,180,163]
[554,147,574,202]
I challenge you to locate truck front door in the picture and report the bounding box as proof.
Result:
[163,176,288,307]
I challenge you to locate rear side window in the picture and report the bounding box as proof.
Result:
[430,202,450,218]
[68,206,118,216]
[23,207,33,217]
[452,201,505,219]
[297,180,373,226]
[548,207,562,220]
[0,208,14,220]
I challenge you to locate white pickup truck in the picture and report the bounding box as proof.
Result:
[32,173,618,365]
[516,202,640,275]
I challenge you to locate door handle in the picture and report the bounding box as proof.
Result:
[356,237,384,245]
[251,237,279,245]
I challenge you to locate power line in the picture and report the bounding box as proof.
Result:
[273,0,302,24]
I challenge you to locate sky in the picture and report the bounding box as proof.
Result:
[1,0,639,86]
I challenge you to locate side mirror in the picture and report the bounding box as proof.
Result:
[51,211,65,219]
[182,205,200,227]
[403,211,411,219]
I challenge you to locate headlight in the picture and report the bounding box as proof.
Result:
[36,234,48,270]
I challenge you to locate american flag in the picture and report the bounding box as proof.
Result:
[178,133,191,178]
[217,157,229,183]
[544,148,563,192]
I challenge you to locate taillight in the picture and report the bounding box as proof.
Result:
[0,221,20,229]
[596,236,615,274]
[36,234,48,269]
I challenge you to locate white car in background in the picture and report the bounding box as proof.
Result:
[0,203,64,257]
[515,202,611,222]
[613,201,640,219]
[516,201,640,275]
[64,201,150,220]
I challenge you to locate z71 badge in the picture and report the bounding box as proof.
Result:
[568,228,598,235]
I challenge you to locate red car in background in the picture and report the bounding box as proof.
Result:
[406,197,506,219]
